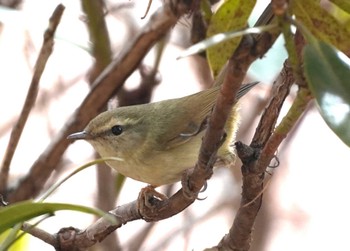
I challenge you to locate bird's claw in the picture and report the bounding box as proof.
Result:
[138,185,168,217]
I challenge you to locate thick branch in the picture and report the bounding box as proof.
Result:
[218,61,295,251]
[217,5,313,248]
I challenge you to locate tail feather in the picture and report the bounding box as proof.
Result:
[236,81,260,100]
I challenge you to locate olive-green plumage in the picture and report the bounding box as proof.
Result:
[68,83,257,186]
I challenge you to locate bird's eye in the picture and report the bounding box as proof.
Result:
[111,125,123,136]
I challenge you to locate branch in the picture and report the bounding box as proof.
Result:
[218,61,312,250]
[8,0,192,203]
[79,1,122,250]
[46,13,280,251]
[10,2,290,250]
[215,3,314,249]
[81,0,112,83]
[0,4,65,195]
[21,223,58,249]
[217,60,295,251]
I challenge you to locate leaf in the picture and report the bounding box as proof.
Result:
[0,230,29,251]
[291,0,350,55]
[329,0,350,13]
[178,25,276,59]
[303,40,350,146]
[39,157,123,201]
[206,0,256,77]
[0,201,115,234]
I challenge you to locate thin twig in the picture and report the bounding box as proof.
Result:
[141,0,153,19]
[0,4,65,195]
[21,222,58,249]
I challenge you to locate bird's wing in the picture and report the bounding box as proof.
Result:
[155,82,258,150]
[162,88,219,150]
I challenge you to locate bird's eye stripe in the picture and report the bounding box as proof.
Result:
[111,125,123,135]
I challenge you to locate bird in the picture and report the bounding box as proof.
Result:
[68,82,258,187]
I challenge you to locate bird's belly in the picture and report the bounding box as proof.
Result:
[106,159,190,186]
[102,132,234,186]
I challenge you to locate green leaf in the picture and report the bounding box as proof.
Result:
[39,157,123,201]
[206,0,256,77]
[200,0,213,23]
[329,0,350,13]
[0,201,115,234]
[0,230,29,251]
[115,173,126,201]
[291,0,350,54]
[303,40,350,146]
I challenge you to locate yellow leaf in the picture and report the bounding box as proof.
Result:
[206,0,256,77]
[291,0,350,55]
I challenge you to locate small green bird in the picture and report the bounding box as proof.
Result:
[68,82,257,186]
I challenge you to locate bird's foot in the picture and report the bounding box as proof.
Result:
[137,185,168,218]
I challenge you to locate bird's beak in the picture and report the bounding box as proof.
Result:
[67,131,91,140]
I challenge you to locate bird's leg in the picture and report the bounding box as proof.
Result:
[138,185,168,211]
[181,130,228,200]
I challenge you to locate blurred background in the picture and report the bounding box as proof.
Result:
[0,0,350,250]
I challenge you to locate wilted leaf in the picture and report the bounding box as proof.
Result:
[303,40,350,146]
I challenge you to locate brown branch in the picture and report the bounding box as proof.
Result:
[216,6,313,248]
[0,4,65,195]
[21,223,58,249]
[8,0,193,203]
[117,64,162,106]
[252,61,294,148]
[219,56,312,251]
[0,76,81,138]
[181,3,279,202]
[141,0,153,19]
[47,16,280,251]
[80,1,121,250]
[58,202,139,250]
[11,2,286,250]
[17,202,139,250]
[261,85,313,166]
[217,61,295,251]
